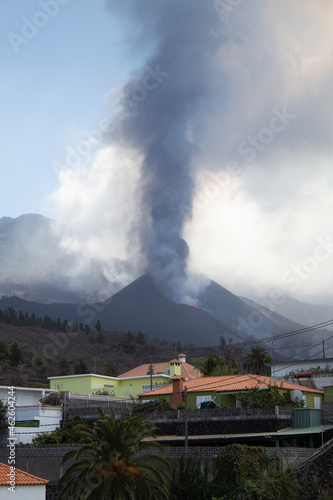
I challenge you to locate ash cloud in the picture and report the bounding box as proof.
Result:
[104,0,221,299]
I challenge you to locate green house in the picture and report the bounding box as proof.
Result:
[48,355,201,399]
[139,374,324,409]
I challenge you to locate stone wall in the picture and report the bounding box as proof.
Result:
[1,442,330,500]
[293,439,333,499]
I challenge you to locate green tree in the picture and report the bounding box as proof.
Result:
[40,392,62,406]
[0,400,7,434]
[213,443,296,500]
[32,353,47,377]
[0,339,9,361]
[122,331,136,354]
[9,342,23,367]
[74,360,89,374]
[194,355,217,376]
[33,416,90,445]
[58,410,171,500]
[238,384,302,410]
[219,337,242,374]
[243,346,268,375]
[95,320,102,332]
[57,357,71,376]
[104,358,116,377]
[96,332,104,344]
[136,331,146,345]
[71,321,78,332]
[171,456,214,500]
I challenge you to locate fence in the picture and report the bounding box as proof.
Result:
[144,406,294,422]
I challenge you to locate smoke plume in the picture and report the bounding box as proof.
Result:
[104,0,220,299]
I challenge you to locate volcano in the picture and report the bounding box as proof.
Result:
[0,274,309,347]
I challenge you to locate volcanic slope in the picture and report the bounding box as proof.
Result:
[0,274,313,347]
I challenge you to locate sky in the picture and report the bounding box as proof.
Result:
[2,0,333,305]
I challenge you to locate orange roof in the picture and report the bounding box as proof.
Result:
[138,374,324,397]
[0,462,48,486]
[118,361,201,380]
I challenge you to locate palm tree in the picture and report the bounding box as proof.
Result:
[58,410,171,500]
[243,346,268,375]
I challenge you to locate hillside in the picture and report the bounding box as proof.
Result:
[0,322,208,388]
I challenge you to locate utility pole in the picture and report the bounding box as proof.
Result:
[323,339,326,359]
[150,356,153,391]
[115,342,120,377]
[184,385,188,455]
[270,341,275,377]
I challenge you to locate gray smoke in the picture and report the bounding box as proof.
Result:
[106,0,221,300]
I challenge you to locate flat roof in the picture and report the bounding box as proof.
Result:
[48,373,170,382]
[268,358,333,366]
[143,425,333,442]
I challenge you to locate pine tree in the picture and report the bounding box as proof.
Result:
[9,342,24,367]
[74,360,89,374]
[0,339,9,361]
[104,358,116,377]
[57,357,71,376]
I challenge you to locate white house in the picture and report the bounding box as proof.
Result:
[0,462,48,499]
[268,357,333,379]
[0,386,62,444]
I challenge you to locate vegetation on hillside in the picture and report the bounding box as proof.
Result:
[194,338,243,376]
[243,346,270,375]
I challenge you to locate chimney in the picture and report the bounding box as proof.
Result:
[178,353,186,363]
[171,376,184,409]
[169,359,181,377]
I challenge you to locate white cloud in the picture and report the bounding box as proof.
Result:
[51,145,145,296]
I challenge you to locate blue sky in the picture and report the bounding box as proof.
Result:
[0,0,143,218]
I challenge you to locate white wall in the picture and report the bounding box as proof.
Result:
[271,359,333,379]
[12,405,62,444]
[0,484,46,499]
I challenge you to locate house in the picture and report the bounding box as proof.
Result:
[0,462,48,499]
[0,386,62,444]
[268,358,333,379]
[48,353,200,399]
[138,374,324,409]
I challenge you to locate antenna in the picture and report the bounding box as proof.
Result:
[291,389,303,404]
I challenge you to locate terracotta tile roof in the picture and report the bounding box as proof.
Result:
[0,462,48,486]
[118,361,201,380]
[139,374,324,397]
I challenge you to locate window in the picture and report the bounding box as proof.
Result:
[314,397,321,409]
[94,384,101,389]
